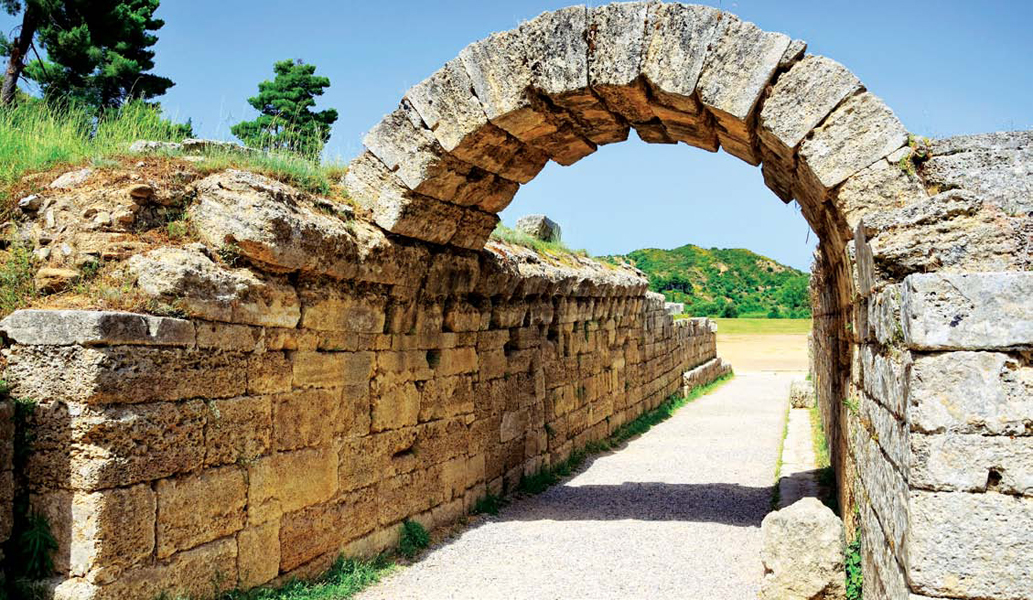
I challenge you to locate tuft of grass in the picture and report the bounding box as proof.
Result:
[809,403,839,513]
[0,244,37,318]
[216,554,395,600]
[845,533,863,599]
[771,397,791,510]
[471,494,503,516]
[519,373,735,495]
[397,520,430,559]
[489,224,588,258]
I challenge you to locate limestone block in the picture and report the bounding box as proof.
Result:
[248,447,338,524]
[858,391,908,473]
[522,6,628,145]
[0,310,195,347]
[246,352,292,395]
[371,381,419,432]
[204,396,272,467]
[279,488,377,572]
[237,520,280,589]
[195,321,262,352]
[405,58,548,183]
[901,272,1033,350]
[759,498,846,600]
[423,253,481,296]
[363,102,518,209]
[450,207,499,250]
[336,436,379,493]
[837,156,927,233]
[515,214,562,242]
[906,490,1033,599]
[859,345,909,418]
[68,484,155,579]
[697,15,790,164]
[797,92,908,204]
[500,409,529,443]
[850,417,908,559]
[908,351,1033,436]
[436,347,479,376]
[910,432,1033,495]
[88,537,238,600]
[273,390,338,450]
[300,287,386,333]
[419,375,475,422]
[291,351,374,390]
[460,28,595,165]
[587,2,653,123]
[156,466,246,558]
[443,301,485,332]
[128,247,300,328]
[924,130,1033,214]
[857,497,911,600]
[71,401,207,490]
[758,55,862,199]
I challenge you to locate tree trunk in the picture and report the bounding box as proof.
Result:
[1,3,40,106]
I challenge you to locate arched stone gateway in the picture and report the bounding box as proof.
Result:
[346,4,1033,599]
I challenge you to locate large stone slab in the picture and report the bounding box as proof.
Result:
[924,131,1033,215]
[910,432,1033,495]
[587,2,654,126]
[906,490,1033,599]
[908,351,1033,436]
[0,310,194,347]
[797,92,908,204]
[759,498,846,600]
[697,14,791,164]
[641,2,722,150]
[901,272,1033,350]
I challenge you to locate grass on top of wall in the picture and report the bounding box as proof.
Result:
[0,99,348,220]
[488,224,588,258]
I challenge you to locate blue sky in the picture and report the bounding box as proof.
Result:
[4,2,1031,268]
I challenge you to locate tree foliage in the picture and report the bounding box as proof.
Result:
[230,59,338,157]
[2,0,173,111]
[605,244,812,318]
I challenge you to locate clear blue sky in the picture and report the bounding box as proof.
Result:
[4,2,1031,269]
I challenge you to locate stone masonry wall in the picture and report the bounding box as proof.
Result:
[0,170,725,598]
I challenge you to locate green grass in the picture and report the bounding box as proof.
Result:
[771,397,791,510]
[396,520,430,559]
[519,372,735,495]
[845,533,863,599]
[489,224,588,258]
[809,403,839,513]
[215,555,395,600]
[710,318,812,335]
[0,99,347,220]
[0,244,36,317]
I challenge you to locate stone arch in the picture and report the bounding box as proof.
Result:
[346,4,1033,599]
[346,0,916,530]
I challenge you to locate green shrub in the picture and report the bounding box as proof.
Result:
[397,520,430,559]
[472,494,502,516]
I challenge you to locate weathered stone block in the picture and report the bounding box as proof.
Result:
[908,351,1032,436]
[906,490,1033,599]
[588,2,653,125]
[797,92,908,204]
[697,15,790,164]
[279,488,377,572]
[371,381,419,432]
[86,537,238,600]
[156,466,246,558]
[237,520,280,589]
[205,396,272,467]
[247,352,292,395]
[248,447,338,524]
[910,432,1033,495]
[838,156,927,233]
[72,401,207,489]
[901,272,1033,350]
[68,484,155,578]
[0,310,195,347]
[273,390,338,450]
[924,130,1033,215]
[292,351,374,390]
[759,498,846,600]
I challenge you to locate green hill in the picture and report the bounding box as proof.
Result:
[603,244,811,318]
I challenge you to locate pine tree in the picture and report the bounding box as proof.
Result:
[231,59,338,157]
[2,0,173,110]
[0,0,50,106]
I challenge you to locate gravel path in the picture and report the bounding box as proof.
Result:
[358,371,797,600]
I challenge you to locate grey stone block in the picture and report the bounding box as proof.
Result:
[910,432,1033,495]
[514,214,561,242]
[908,351,1033,436]
[0,310,195,347]
[906,490,1033,599]
[901,272,1033,350]
[924,130,1033,215]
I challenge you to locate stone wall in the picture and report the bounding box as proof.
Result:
[847,132,1033,600]
[0,170,725,598]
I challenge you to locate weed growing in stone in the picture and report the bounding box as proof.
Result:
[845,533,863,599]
[215,554,395,600]
[472,494,503,516]
[397,520,431,559]
[809,404,839,513]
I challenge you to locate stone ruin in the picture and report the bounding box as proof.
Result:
[0,3,1030,599]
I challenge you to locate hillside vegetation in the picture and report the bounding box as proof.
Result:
[604,244,811,318]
